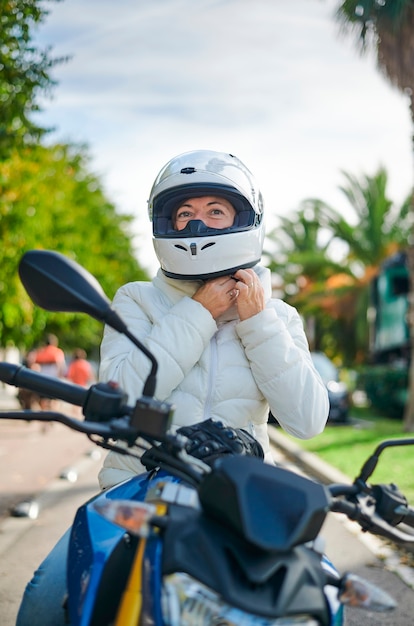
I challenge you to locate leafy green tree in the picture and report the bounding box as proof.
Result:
[0,143,148,354]
[0,0,64,158]
[336,0,414,427]
[0,1,148,362]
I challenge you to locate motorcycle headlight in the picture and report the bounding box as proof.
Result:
[162,572,320,625]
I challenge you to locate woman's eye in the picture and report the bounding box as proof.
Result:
[177,211,191,219]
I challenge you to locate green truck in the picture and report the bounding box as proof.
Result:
[364,252,410,417]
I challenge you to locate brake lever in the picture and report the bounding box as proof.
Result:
[394,505,414,528]
[365,510,414,543]
[332,491,414,544]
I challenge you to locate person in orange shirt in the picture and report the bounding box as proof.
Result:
[33,334,66,379]
[33,334,66,412]
[65,348,95,387]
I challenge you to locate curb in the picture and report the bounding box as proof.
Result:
[268,426,351,485]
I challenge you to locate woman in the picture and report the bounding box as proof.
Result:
[16,149,329,626]
[98,149,329,488]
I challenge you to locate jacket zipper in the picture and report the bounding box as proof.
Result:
[203,334,217,420]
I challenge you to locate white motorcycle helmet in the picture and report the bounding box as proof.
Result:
[148,150,265,280]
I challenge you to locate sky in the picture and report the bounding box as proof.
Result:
[34,0,413,274]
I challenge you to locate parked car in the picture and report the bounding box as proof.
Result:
[311,351,350,423]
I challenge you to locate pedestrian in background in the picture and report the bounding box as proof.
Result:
[17,351,42,410]
[33,334,66,380]
[33,334,66,412]
[65,348,95,387]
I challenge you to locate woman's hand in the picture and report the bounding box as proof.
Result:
[192,276,239,319]
[192,269,265,321]
[232,269,265,321]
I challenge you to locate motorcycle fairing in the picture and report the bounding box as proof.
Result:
[67,472,161,625]
[67,465,333,625]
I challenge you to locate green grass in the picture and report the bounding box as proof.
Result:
[282,407,414,503]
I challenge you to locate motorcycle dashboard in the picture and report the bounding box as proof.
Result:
[198,455,330,552]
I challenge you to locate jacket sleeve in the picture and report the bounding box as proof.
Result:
[236,301,329,439]
[99,284,217,403]
[98,284,219,490]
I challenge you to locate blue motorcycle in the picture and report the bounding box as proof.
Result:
[1,249,413,625]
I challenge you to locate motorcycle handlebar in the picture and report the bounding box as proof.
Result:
[331,489,414,544]
[0,361,173,445]
[2,362,414,544]
[394,504,414,529]
[0,362,88,406]
[0,362,133,422]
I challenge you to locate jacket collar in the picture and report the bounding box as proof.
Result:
[152,270,203,302]
[152,266,272,320]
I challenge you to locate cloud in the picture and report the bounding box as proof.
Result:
[34,0,413,273]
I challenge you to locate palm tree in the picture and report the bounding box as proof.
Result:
[265,206,348,355]
[265,204,343,294]
[336,0,414,428]
[313,167,412,267]
[265,167,412,363]
[309,168,411,363]
[336,1,414,108]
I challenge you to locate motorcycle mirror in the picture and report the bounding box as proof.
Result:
[355,437,414,484]
[19,250,128,334]
[18,250,158,396]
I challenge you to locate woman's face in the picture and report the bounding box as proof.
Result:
[173,196,236,231]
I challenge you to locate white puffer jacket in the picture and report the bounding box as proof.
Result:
[98,266,328,489]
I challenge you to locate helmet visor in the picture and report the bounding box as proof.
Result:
[153,184,257,237]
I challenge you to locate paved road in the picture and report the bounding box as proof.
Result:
[0,448,102,625]
[0,414,97,521]
[0,389,413,625]
[0,389,104,624]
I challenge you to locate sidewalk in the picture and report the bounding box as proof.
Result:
[0,385,100,522]
[0,446,102,626]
